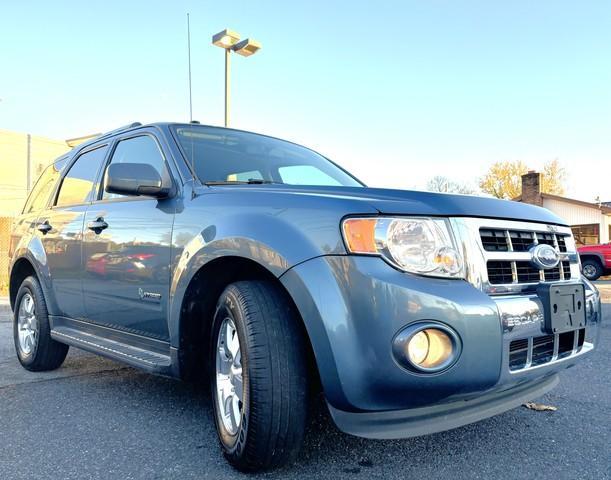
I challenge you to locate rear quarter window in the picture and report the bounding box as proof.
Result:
[22,157,67,214]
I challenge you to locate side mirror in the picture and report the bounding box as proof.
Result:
[105,163,171,198]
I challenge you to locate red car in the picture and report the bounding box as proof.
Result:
[578,243,611,280]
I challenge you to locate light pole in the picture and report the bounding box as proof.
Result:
[212,29,261,127]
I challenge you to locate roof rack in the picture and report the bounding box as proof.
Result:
[96,122,142,141]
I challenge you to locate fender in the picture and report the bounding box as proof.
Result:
[578,251,605,265]
[167,210,342,347]
[9,234,58,315]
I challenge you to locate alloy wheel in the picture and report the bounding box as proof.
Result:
[17,293,38,355]
[215,317,244,436]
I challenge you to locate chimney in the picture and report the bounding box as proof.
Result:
[521,170,543,206]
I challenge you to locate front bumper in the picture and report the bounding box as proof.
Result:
[329,374,559,439]
[280,255,601,436]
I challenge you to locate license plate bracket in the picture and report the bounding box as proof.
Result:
[537,283,586,334]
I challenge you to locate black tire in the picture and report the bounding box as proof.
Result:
[210,280,308,472]
[13,276,69,371]
[581,259,603,281]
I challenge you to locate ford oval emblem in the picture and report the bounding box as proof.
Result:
[530,244,560,269]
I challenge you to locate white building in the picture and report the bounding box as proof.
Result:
[516,171,611,245]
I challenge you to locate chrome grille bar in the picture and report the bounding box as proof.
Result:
[449,218,578,295]
[509,329,586,372]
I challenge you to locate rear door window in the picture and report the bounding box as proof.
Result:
[55,146,108,207]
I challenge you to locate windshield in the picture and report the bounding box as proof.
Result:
[171,125,363,187]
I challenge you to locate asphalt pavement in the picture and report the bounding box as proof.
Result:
[0,303,609,480]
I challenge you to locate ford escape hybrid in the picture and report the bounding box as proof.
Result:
[9,122,601,471]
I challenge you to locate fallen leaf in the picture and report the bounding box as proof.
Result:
[523,402,557,412]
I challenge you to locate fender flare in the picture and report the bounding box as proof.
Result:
[9,236,57,314]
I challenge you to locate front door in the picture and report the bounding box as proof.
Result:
[81,133,176,340]
[37,145,109,319]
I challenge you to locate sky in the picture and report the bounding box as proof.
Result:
[1,0,610,202]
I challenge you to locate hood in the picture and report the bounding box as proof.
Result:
[202,184,568,226]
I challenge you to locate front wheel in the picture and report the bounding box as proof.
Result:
[582,259,603,281]
[210,280,308,472]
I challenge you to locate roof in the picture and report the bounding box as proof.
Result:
[515,192,611,215]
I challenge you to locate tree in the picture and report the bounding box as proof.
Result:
[479,159,566,199]
[426,176,476,195]
[540,159,566,196]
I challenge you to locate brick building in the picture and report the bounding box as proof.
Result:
[515,171,611,245]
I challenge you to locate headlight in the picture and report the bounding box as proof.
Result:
[342,217,464,278]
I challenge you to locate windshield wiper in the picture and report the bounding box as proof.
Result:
[204,179,283,186]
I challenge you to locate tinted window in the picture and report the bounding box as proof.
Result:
[102,135,167,200]
[23,158,66,213]
[171,125,362,187]
[55,146,108,207]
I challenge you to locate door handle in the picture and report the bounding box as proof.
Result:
[37,221,52,234]
[87,217,108,234]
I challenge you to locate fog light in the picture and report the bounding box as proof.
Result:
[406,328,453,369]
[393,323,460,373]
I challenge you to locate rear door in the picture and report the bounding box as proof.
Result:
[36,145,109,319]
[81,132,176,340]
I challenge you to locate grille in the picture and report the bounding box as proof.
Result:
[487,261,513,284]
[480,228,569,253]
[487,260,571,284]
[536,232,556,247]
[515,261,542,283]
[562,260,571,279]
[510,231,535,252]
[480,227,574,285]
[532,334,555,365]
[480,229,509,251]
[509,329,585,371]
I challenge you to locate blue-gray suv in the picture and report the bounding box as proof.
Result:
[8,122,602,471]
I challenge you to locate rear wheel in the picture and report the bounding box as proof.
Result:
[582,259,603,281]
[13,276,69,371]
[210,280,308,472]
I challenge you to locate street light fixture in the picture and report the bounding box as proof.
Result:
[212,29,241,49]
[233,38,261,57]
[212,29,261,127]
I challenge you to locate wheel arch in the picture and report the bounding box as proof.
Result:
[174,255,319,387]
[9,233,56,314]
[9,257,38,310]
[579,253,604,266]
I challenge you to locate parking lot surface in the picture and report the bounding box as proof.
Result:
[0,302,609,480]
